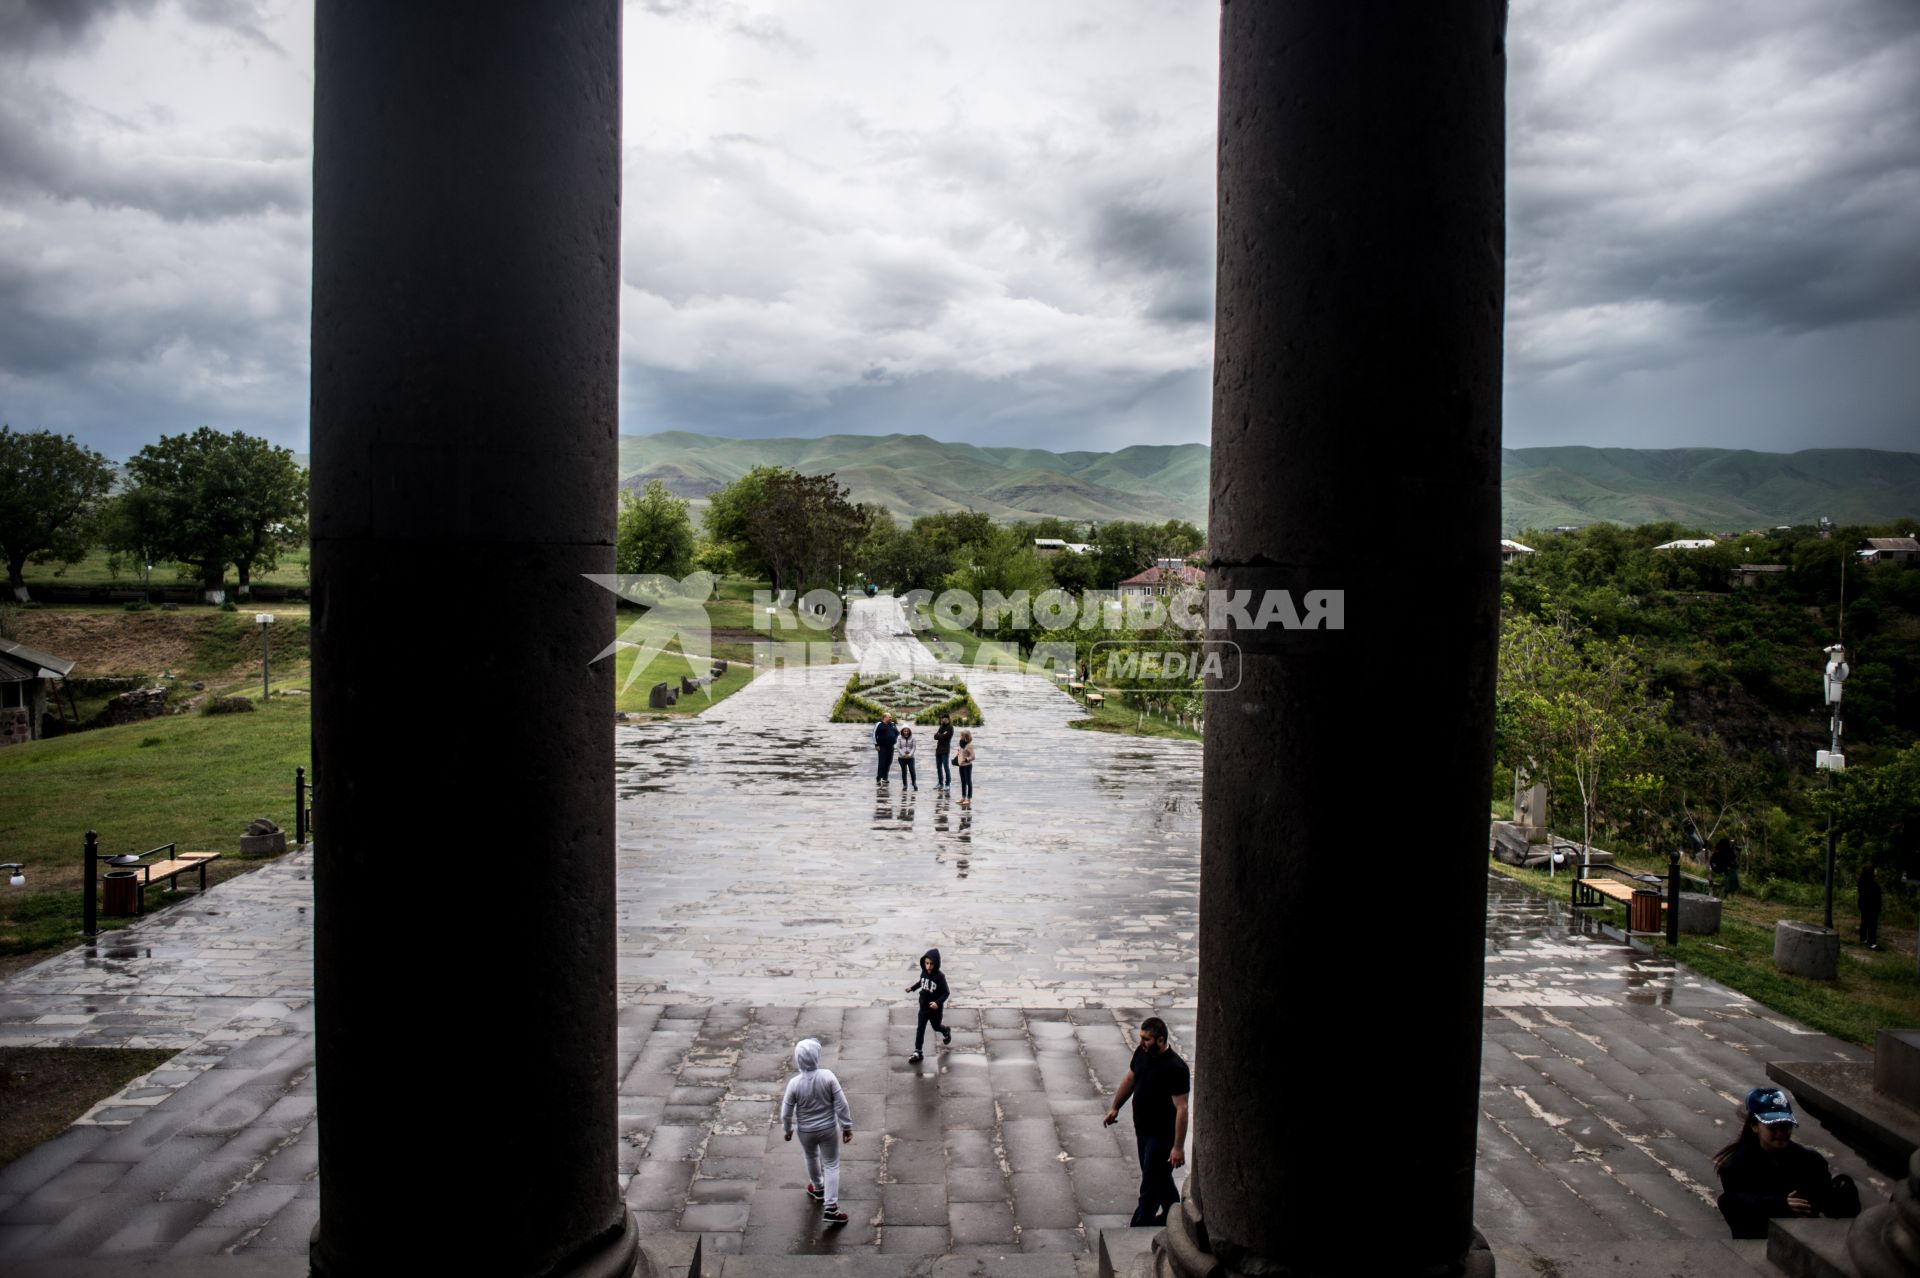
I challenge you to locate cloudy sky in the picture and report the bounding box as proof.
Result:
[1,0,1914,463]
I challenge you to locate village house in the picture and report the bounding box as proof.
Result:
[1117,562,1206,597]
[1032,537,1092,557]
[1859,536,1920,565]
[1499,538,1535,564]
[0,638,75,747]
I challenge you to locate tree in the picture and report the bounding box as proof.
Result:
[616,479,696,578]
[1497,610,1667,861]
[702,465,780,578]
[0,426,116,601]
[734,469,870,596]
[1089,520,1169,586]
[101,487,171,594]
[121,428,307,600]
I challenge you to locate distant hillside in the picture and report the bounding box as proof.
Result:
[614,433,1920,531]
[1499,447,1920,533]
[617,431,1209,525]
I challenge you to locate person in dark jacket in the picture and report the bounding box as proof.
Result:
[1710,837,1740,897]
[1715,1088,1856,1239]
[1858,864,1883,949]
[905,947,951,1063]
[873,713,899,782]
[932,715,955,792]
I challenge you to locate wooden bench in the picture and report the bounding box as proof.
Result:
[1085,693,1106,707]
[136,852,219,912]
[1573,867,1669,931]
[105,844,220,913]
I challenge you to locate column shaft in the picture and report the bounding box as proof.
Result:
[1195,3,1505,1274]
[309,3,627,1274]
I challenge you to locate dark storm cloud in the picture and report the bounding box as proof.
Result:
[0,0,275,57]
[0,82,307,221]
[1508,0,1920,355]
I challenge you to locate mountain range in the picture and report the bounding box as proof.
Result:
[616,432,1920,533]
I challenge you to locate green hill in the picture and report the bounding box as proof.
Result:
[612,433,1920,531]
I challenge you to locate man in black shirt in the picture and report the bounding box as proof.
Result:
[1103,1016,1190,1227]
[873,713,898,781]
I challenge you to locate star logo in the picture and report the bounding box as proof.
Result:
[583,572,718,697]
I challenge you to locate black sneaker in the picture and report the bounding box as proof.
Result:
[942,1029,952,1047]
[807,1182,824,1201]
[908,1051,922,1063]
[823,1207,849,1225]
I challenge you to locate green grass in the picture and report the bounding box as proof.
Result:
[0,698,312,956]
[1488,858,1920,1047]
[20,545,310,590]
[1067,696,1202,741]
[0,1048,182,1166]
[610,645,754,715]
[912,606,1031,672]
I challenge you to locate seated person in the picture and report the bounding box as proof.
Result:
[1715,1088,1858,1239]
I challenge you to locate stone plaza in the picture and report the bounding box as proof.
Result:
[0,598,1888,1273]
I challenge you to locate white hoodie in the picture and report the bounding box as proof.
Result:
[781,1038,853,1135]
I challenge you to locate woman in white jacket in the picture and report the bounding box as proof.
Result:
[781,1037,855,1225]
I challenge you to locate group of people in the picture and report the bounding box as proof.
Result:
[872,712,976,805]
[779,947,1189,1230]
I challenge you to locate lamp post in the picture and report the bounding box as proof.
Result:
[256,613,276,702]
[1819,643,1849,929]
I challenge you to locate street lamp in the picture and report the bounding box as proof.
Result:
[1818,644,1849,928]
[256,613,276,701]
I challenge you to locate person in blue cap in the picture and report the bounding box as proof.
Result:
[1713,1087,1858,1238]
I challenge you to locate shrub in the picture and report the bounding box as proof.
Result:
[200,695,255,716]
[123,600,151,612]
[218,601,238,612]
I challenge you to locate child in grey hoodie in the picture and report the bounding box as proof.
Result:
[781,1037,855,1224]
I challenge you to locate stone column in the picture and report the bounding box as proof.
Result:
[1170,4,1506,1275]
[309,4,630,1275]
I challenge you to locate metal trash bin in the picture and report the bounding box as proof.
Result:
[103,869,140,917]
[1629,889,1662,933]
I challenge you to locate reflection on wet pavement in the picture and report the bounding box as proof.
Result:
[613,598,1204,1009]
[1476,872,1883,1244]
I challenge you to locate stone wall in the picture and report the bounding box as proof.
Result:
[100,687,170,727]
[0,705,30,747]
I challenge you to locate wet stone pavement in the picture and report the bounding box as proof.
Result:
[0,597,1886,1267]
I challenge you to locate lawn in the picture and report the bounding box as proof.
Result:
[611,644,755,715]
[1487,857,1920,1048]
[0,1048,182,1166]
[19,545,310,590]
[0,698,313,958]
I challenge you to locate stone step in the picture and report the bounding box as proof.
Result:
[708,1255,1089,1278]
[636,1235,1092,1278]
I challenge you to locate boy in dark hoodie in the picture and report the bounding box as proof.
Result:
[905,948,952,1063]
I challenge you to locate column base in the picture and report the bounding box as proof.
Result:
[1135,1200,1494,1278]
[310,1209,647,1278]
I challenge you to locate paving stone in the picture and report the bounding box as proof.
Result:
[0,1127,110,1196]
[1010,1170,1081,1229]
[880,1225,951,1254]
[881,1140,945,1185]
[946,1167,1010,1203]
[681,1200,751,1232]
[948,1199,1016,1245]
[880,1183,947,1227]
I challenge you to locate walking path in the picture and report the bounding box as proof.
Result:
[0,596,1887,1269]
